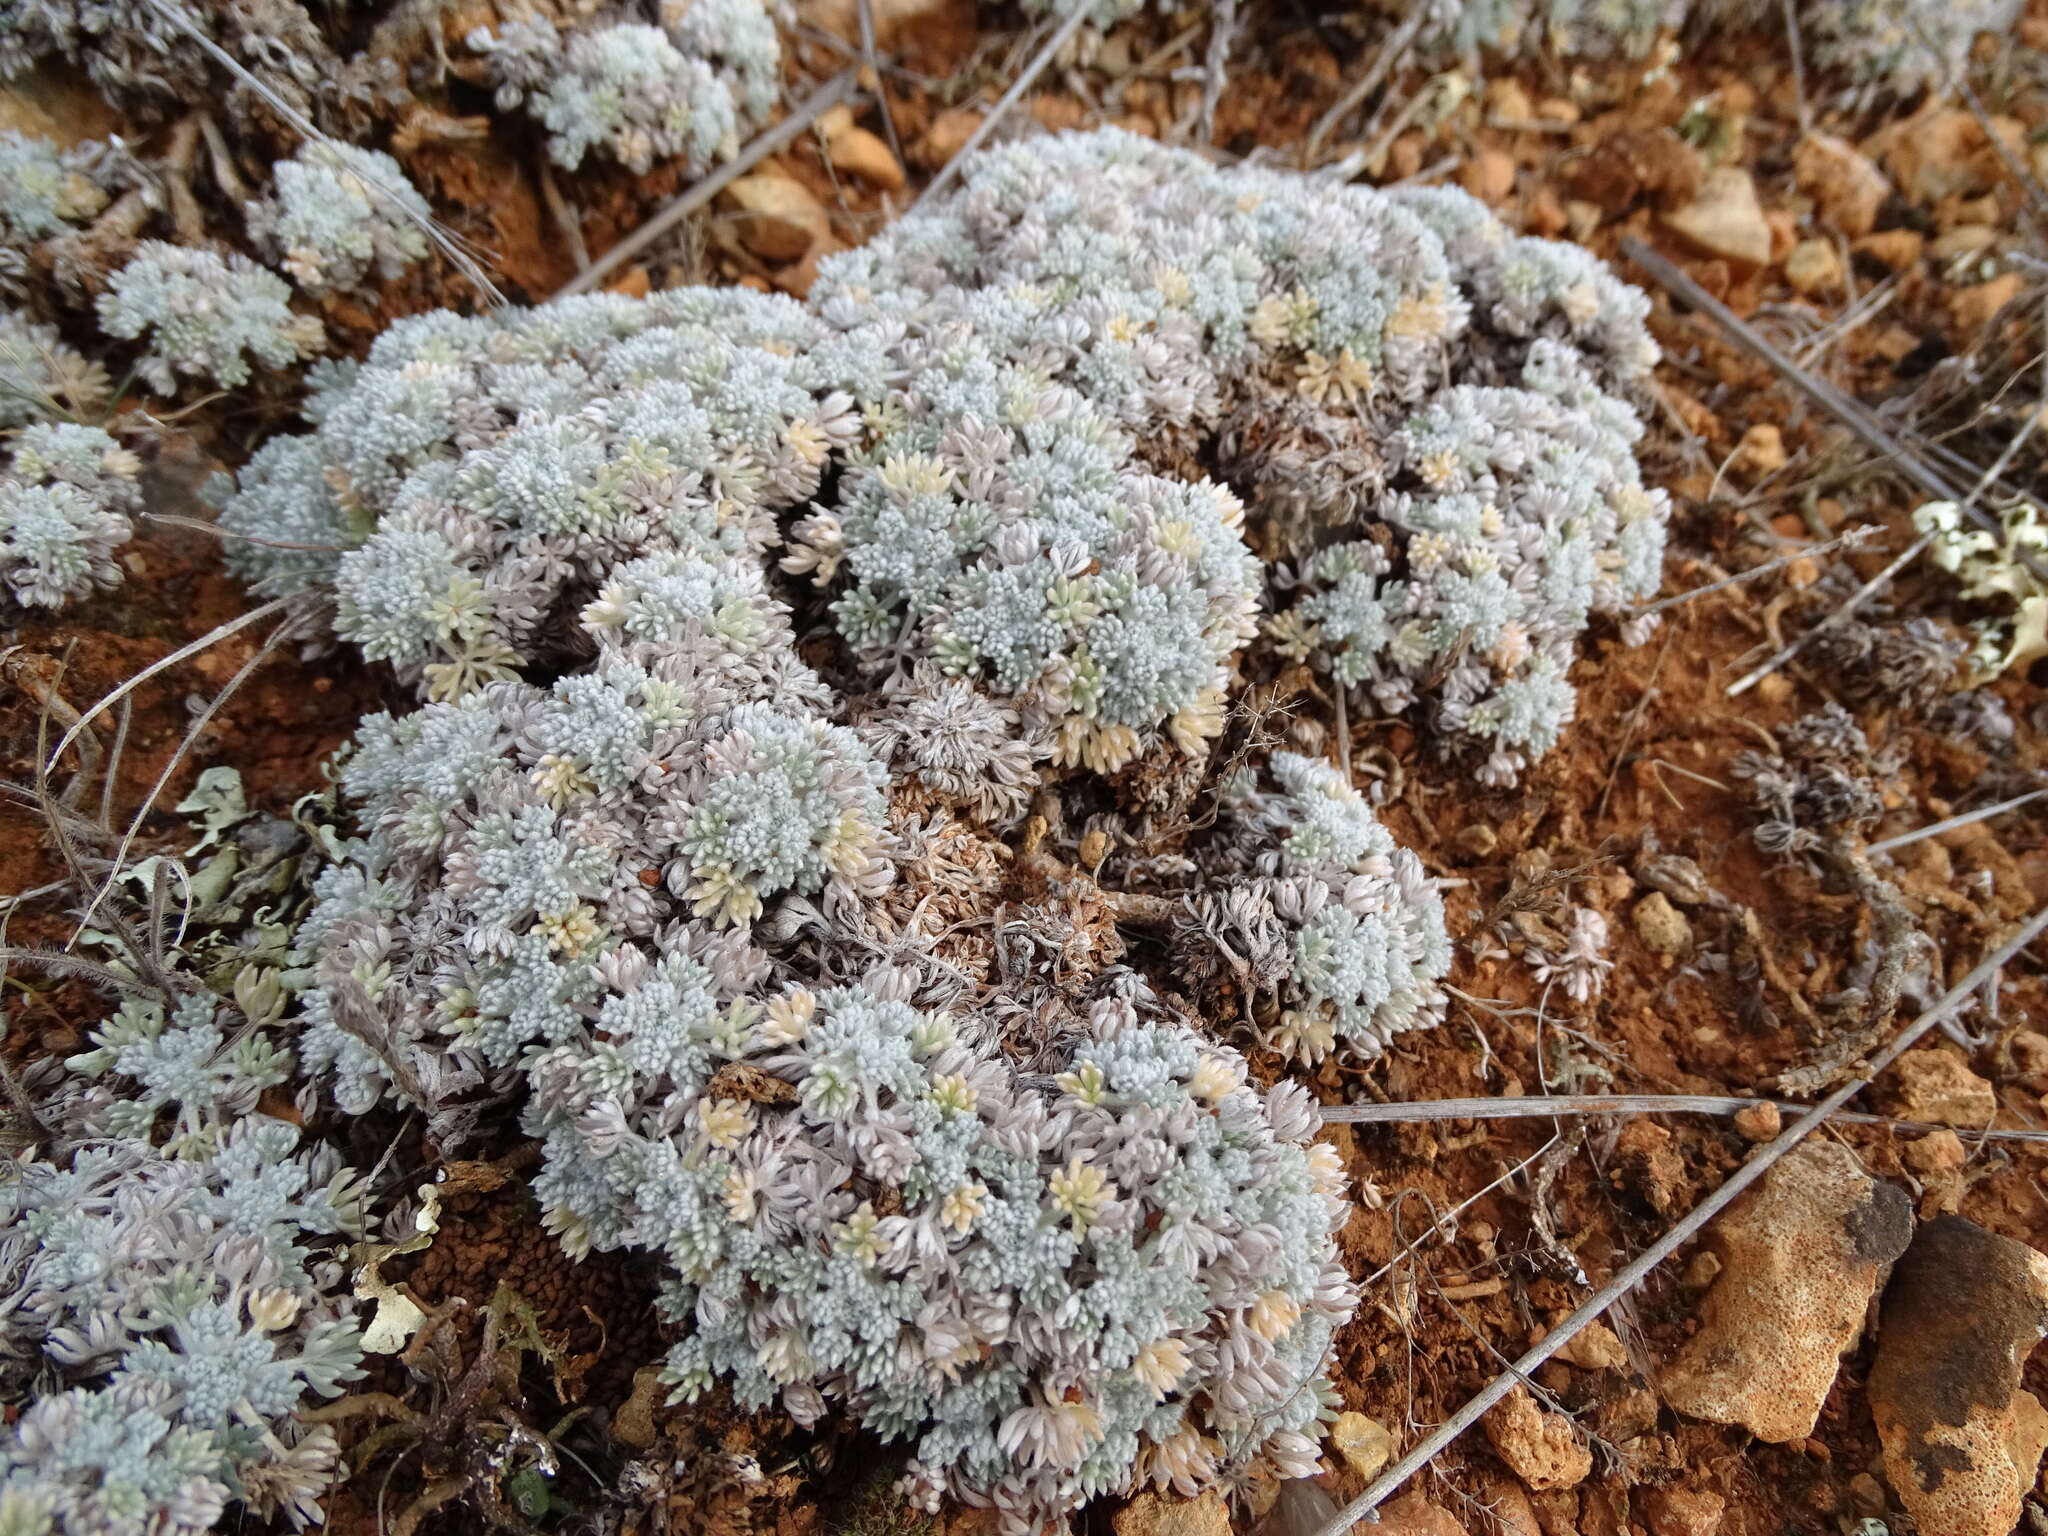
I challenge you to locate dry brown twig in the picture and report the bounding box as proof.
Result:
[1308,899,2048,1536]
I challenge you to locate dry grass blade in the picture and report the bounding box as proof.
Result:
[554,68,859,299]
[1633,524,1879,621]
[1308,899,2048,1536]
[910,10,1090,212]
[1622,237,2021,528]
[1320,1091,2048,1143]
[69,608,306,944]
[855,0,905,168]
[1868,789,2048,853]
[1303,6,1426,166]
[43,595,298,780]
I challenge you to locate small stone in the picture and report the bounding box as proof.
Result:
[1112,1490,1231,1536]
[1613,1118,1686,1217]
[612,1365,665,1449]
[1329,1412,1397,1479]
[798,0,945,46]
[1456,824,1499,859]
[1565,199,1602,243]
[1795,132,1890,236]
[1884,1047,1997,1128]
[1953,272,2027,337]
[1930,223,2000,262]
[1870,1216,2048,1536]
[1480,1477,1544,1536]
[1784,238,1843,296]
[1899,1131,1965,1181]
[1484,1386,1593,1491]
[772,235,846,300]
[1854,228,1925,271]
[722,173,829,263]
[1733,423,1787,478]
[2011,1030,2048,1089]
[1847,1472,1888,1516]
[1488,79,1534,123]
[1462,149,1517,205]
[1640,1487,1725,1536]
[827,125,905,192]
[604,264,652,299]
[1631,892,1692,958]
[1732,1102,1781,1143]
[915,108,983,171]
[1536,97,1580,125]
[1379,1491,1471,1536]
[1664,167,1773,267]
[1659,1140,1913,1443]
[1555,1321,1629,1372]
[1867,105,1990,202]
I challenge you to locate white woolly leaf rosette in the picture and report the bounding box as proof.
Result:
[296,643,889,1117]
[245,142,432,297]
[1186,752,1453,1065]
[214,287,853,698]
[0,422,139,611]
[520,976,1356,1530]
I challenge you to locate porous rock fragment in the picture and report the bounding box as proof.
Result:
[1884,1048,1999,1128]
[1113,1490,1232,1536]
[1662,168,1772,266]
[1484,1386,1593,1491]
[1658,1139,1912,1442]
[1329,1412,1396,1478]
[1870,1215,2048,1536]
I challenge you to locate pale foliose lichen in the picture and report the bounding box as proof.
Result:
[468,0,779,174]
[245,142,432,297]
[96,242,325,395]
[1914,498,2048,682]
[0,422,140,611]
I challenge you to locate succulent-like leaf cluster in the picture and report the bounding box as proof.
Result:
[200,127,1677,1528]
[0,311,110,430]
[245,142,432,297]
[2,873,368,1536]
[97,241,325,395]
[468,0,779,174]
[0,0,344,119]
[218,287,849,695]
[532,978,1355,1528]
[0,131,112,299]
[0,422,139,610]
[1180,753,1452,1063]
[218,133,1666,782]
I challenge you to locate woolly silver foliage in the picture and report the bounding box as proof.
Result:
[96,242,324,395]
[0,422,139,610]
[245,142,431,297]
